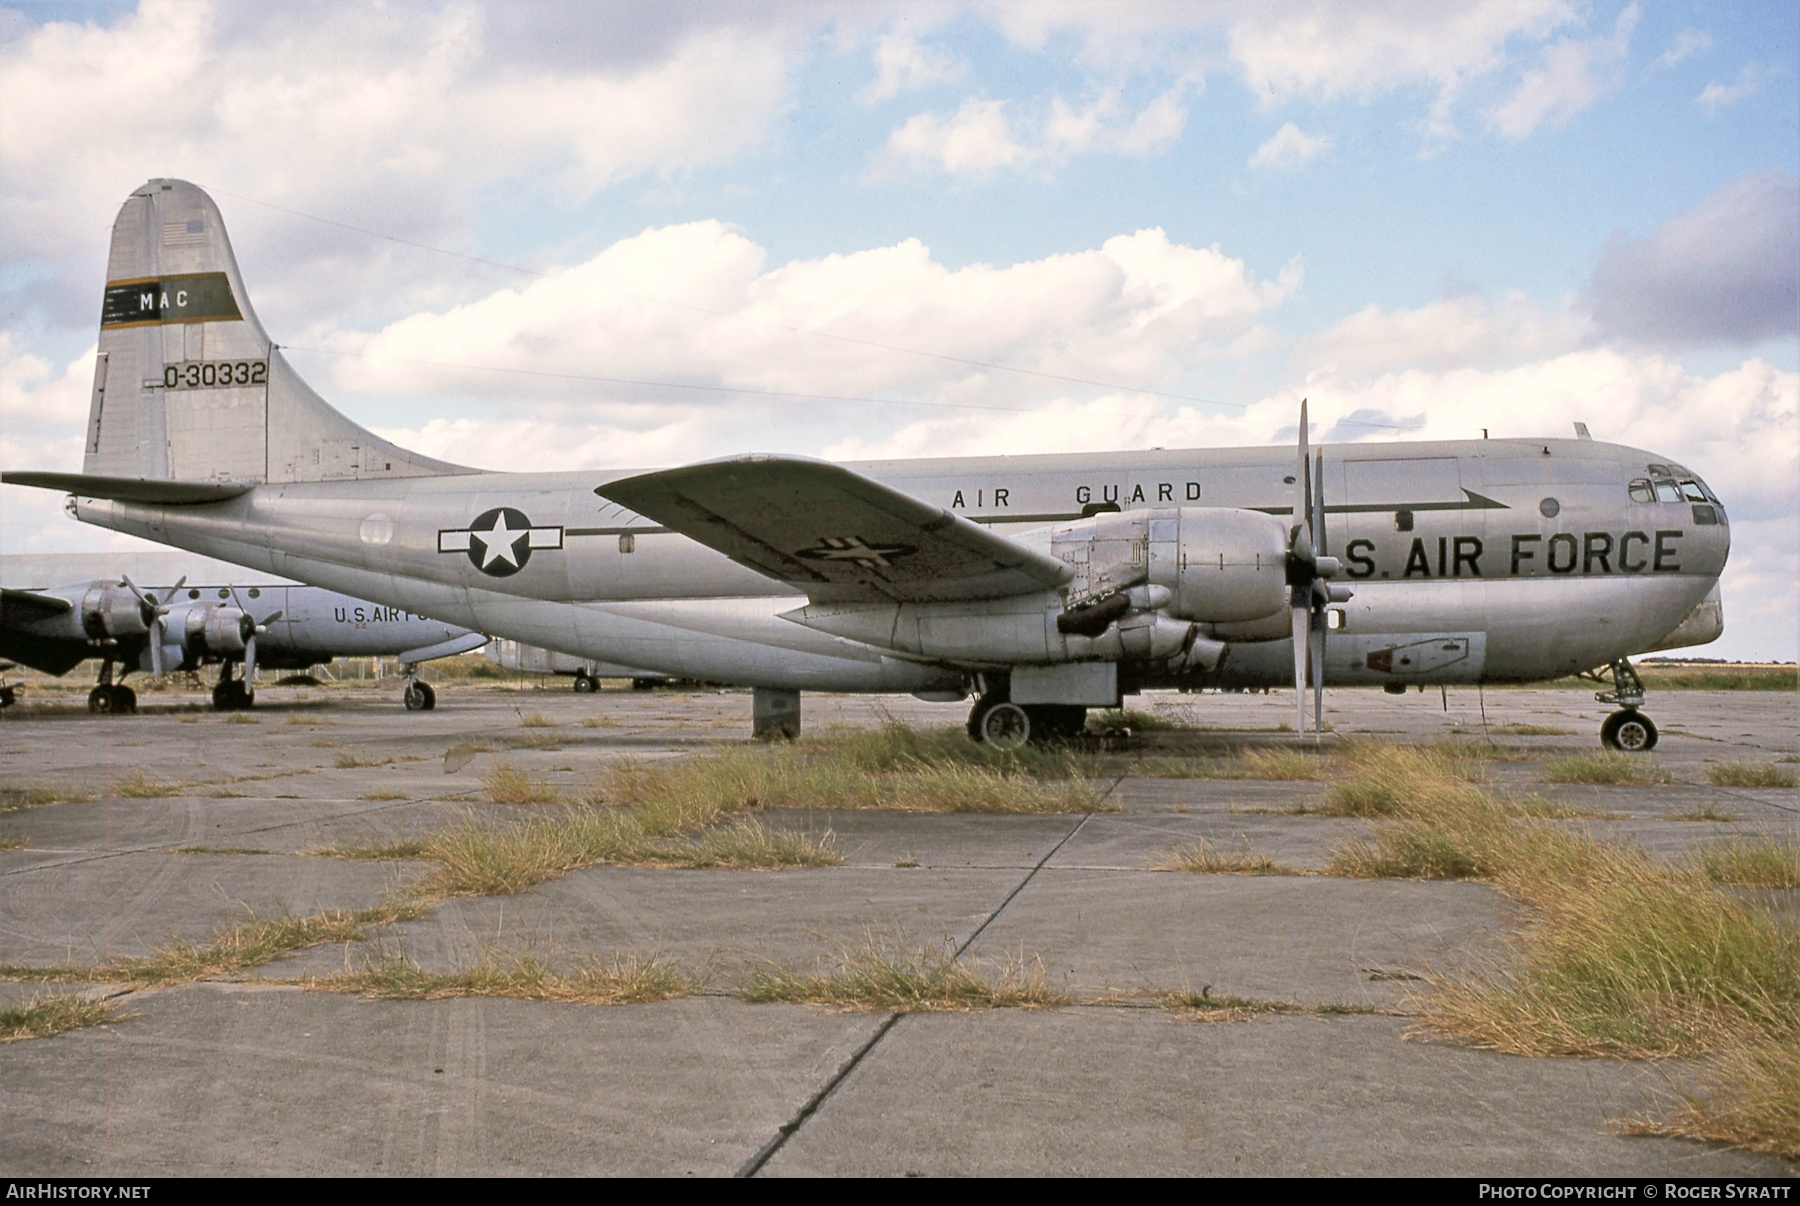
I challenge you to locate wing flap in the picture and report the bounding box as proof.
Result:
[598,455,1071,603]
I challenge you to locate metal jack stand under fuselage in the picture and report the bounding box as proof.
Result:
[1589,658,1657,751]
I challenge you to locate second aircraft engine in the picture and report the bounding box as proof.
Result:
[181,604,254,657]
[78,583,152,639]
[1053,506,1290,625]
[788,506,1296,670]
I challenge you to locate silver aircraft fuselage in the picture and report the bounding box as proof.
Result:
[68,437,1728,693]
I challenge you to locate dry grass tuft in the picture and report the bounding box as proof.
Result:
[1087,708,1190,734]
[1,785,93,813]
[1490,723,1576,736]
[518,711,558,728]
[597,731,1105,816]
[0,835,27,850]
[482,762,563,804]
[0,993,123,1043]
[1688,840,1800,889]
[311,950,686,1005]
[309,840,431,861]
[1160,988,1307,1021]
[1157,839,1302,876]
[580,715,620,728]
[740,940,1064,1011]
[1672,807,1737,822]
[1232,748,1332,781]
[1544,752,1673,786]
[1707,762,1798,789]
[112,772,179,798]
[359,791,410,802]
[224,714,260,725]
[1618,1041,1800,1159]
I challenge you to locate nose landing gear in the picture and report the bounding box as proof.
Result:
[1594,659,1657,751]
[403,677,437,711]
[211,662,252,711]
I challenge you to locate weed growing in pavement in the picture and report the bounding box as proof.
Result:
[739,939,1064,1011]
[1544,752,1673,786]
[309,950,687,1005]
[1706,762,1797,789]
[112,772,179,798]
[482,762,563,804]
[1687,840,1800,889]
[1156,839,1303,876]
[0,994,123,1043]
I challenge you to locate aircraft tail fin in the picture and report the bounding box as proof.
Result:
[84,179,469,485]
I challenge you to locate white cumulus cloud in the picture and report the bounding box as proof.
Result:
[1488,2,1638,140]
[1249,123,1332,170]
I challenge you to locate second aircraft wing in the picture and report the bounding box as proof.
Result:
[598,455,1071,603]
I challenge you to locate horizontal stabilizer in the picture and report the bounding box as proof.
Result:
[599,455,1072,603]
[1,471,253,505]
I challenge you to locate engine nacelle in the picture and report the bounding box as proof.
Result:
[79,583,151,639]
[1051,506,1289,624]
[181,604,253,657]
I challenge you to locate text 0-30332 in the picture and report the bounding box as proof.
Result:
[160,360,268,390]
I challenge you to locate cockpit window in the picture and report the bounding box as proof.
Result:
[1680,480,1708,502]
[1628,479,1654,503]
[1653,480,1683,503]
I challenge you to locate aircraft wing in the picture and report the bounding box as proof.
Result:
[599,455,1072,603]
[0,590,88,676]
[2,588,74,625]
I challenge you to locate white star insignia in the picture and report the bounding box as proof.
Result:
[469,512,526,569]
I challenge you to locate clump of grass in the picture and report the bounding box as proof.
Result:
[0,836,27,851]
[740,941,1064,1011]
[312,840,431,861]
[1707,762,1797,789]
[0,994,122,1043]
[1224,748,1331,781]
[518,712,557,728]
[1157,839,1301,876]
[1688,840,1800,889]
[359,791,409,802]
[482,762,562,804]
[1088,708,1190,734]
[670,819,840,869]
[334,753,422,768]
[1544,752,1672,786]
[1671,807,1737,822]
[224,714,260,725]
[1635,665,1798,692]
[581,715,619,728]
[171,846,273,856]
[1491,723,1576,736]
[599,737,1103,816]
[312,951,686,1005]
[801,721,1092,779]
[1619,1041,1800,1158]
[112,772,179,798]
[1316,744,1490,817]
[3,901,428,988]
[508,732,566,750]
[1160,988,1306,1021]
[1,785,92,813]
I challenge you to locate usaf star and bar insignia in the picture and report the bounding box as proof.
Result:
[439,508,564,577]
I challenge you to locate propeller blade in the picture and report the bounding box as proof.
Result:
[1310,613,1325,741]
[1291,604,1309,737]
[259,610,283,626]
[150,617,164,677]
[1295,397,1310,548]
[1312,448,1326,558]
[243,634,257,685]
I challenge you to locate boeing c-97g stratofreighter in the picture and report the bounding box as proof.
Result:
[4,180,1729,749]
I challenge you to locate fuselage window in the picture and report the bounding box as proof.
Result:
[1628,479,1654,503]
[619,533,636,554]
[1653,480,1683,503]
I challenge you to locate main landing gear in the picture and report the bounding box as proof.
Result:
[87,659,136,714]
[572,671,598,694]
[1594,659,1657,752]
[211,662,253,711]
[966,694,1087,750]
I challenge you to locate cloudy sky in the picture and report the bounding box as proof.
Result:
[2,0,1795,659]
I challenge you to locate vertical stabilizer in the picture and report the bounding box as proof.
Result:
[85,179,468,484]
